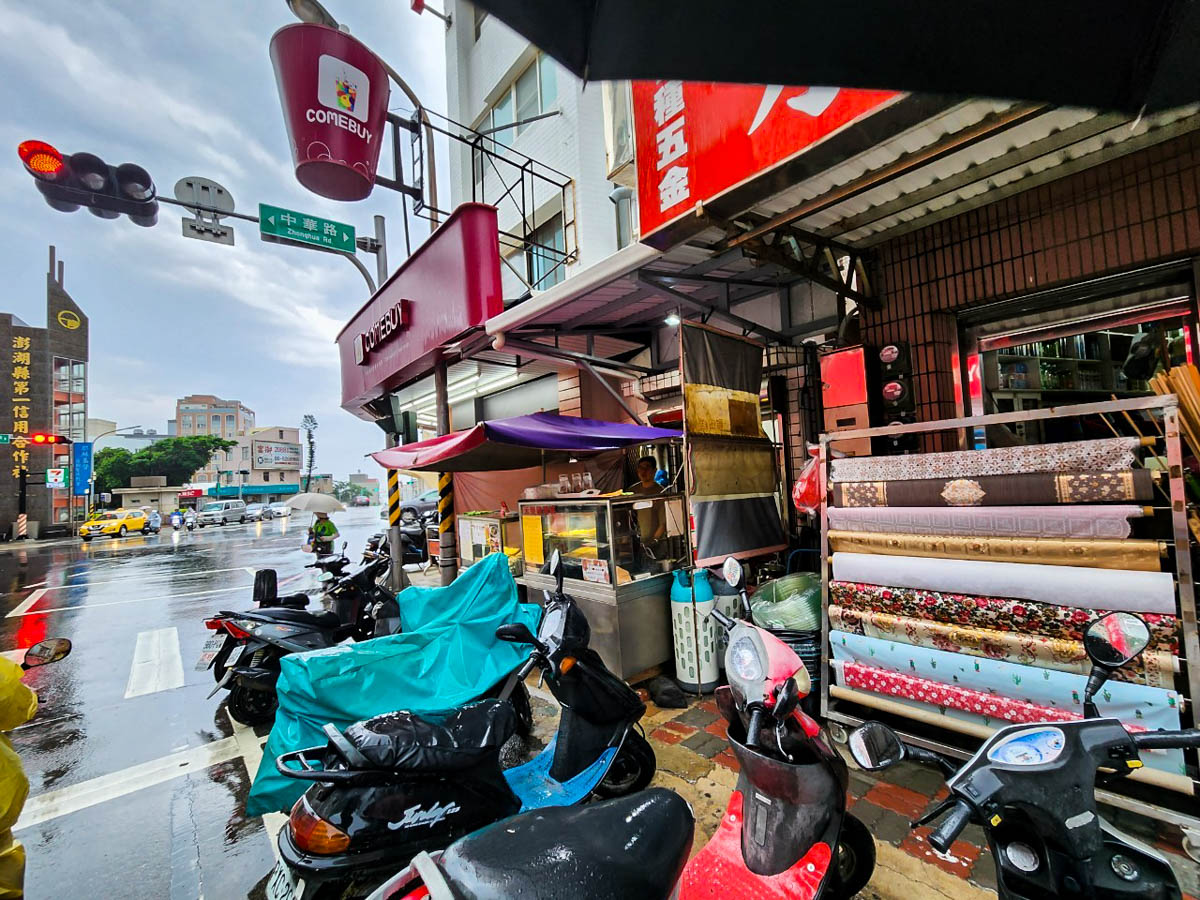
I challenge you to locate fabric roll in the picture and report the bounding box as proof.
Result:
[826,505,1146,539]
[832,470,1154,508]
[828,581,1179,653]
[827,604,1175,688]
[828,631,1184,731]
[830,437,1142,483]
[831,552,1176,615]
[827,530,1164,572]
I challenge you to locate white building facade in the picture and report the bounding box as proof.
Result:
[444,2,637,304]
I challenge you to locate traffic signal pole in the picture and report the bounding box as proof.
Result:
[16,470,26,540]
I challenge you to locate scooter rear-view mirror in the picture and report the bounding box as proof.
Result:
[722,556,743,589]
[1084,611,1150,669]
[496,622,540,647]
[848,722,905,771]
[23,638,72,669]
[549,548,564,592]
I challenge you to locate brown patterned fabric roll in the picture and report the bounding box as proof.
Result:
[832,469,1154,508]
[827,604,1174,687]
[827,531,1164,571]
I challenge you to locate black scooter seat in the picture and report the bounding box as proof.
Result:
[435,788,693,899]
[241,607,342,629]
[342,699,516,773]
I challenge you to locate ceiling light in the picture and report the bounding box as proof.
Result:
[664,313,681,326]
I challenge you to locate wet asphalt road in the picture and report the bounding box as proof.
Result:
[1,506,388,899]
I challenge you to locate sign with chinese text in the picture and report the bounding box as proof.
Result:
[72,441,92,496]
[632,82,897,243]
[259,204,355,254]
[253,440,302,471]
[269,23,391,201]
[9,332,34,480]
[45,468,66,489]
[581,558,611,585]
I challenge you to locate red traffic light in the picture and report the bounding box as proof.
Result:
[18,141,66,180]
[30,433,71,445]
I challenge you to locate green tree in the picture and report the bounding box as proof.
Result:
[93,447,134,497]
[332,480,370,503]
[301,414,318,491]
[93,436,236,501]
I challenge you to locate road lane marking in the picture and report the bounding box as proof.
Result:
[14,736,242,831]
[124,628,186,698]
[230,712,286,861]
[15,565,272,592]
[6,588,47,618]
[243,567,257,576]
[6,584,249,618]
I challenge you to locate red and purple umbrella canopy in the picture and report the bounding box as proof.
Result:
[371,412,680,472]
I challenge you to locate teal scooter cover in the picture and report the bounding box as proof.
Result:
[246,552,542,815]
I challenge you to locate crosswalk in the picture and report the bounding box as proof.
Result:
[124,627,186,699]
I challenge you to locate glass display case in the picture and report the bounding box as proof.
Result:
[457,512,521,575]
[518,495,687,678]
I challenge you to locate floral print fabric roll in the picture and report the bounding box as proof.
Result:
[828,581,1179,653]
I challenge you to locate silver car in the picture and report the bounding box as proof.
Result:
[244,503,266,522]
[265,501,292,520]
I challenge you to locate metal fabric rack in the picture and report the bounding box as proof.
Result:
[818,394,1200,835]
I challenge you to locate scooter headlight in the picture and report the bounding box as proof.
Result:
[728,636,764,682]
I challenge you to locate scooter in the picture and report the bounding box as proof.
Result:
[677,556,875,899]
[264,549,654,900]
[848,610,1200,899]
[170,512,183,531]
[360,556,874,900]
[363,789,696,900]
[200,554,397,726]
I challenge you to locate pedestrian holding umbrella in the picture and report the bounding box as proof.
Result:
[286,493,345,554]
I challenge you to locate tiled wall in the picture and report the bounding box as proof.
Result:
[864,129,1200,430]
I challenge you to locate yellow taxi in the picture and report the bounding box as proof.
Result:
[79,508,149,541]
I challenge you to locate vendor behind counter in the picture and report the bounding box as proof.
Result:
[630,455,667,541]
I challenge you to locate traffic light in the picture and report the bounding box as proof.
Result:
[30,433,73,445]
[18,140,158,227]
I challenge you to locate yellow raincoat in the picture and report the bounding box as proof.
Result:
[0,657,36,899]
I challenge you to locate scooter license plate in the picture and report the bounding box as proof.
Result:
[194,636,226,671]
[265,862,304,900]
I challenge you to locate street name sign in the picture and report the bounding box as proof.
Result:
[259,204,355,255]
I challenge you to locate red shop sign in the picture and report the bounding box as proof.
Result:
[337,203,503,418]
[270,24,391,201]
[632,82,897,243]
[179,489,203,498]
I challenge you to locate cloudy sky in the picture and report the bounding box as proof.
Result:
[1,0,449,480]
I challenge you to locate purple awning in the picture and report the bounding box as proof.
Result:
[372,412,681,472]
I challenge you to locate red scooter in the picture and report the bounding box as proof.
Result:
[362,556,875,900]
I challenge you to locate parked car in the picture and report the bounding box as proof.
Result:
[265,501,291,519]
[244,503,267,522]
[401,487,439,523]
[79,508,148,541]
[197,499,248,527]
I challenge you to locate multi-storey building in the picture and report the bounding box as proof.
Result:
[170,394,256,483]
[0,247,88,535]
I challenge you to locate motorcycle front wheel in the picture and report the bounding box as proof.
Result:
[593,731,656,798]
[226,684,278,726]
[827,813,876,900]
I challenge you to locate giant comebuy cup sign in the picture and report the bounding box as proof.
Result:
[269,24,390,202]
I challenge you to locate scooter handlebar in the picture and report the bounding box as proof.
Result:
[1132,729,1200,750]
[927,798,973,855]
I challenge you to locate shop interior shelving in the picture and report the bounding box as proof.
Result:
[818,393,1200,835]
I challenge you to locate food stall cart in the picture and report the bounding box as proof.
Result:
[372,412,685,678]
[458,511,521,572]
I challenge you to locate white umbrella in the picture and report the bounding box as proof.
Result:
[286,493,345,514]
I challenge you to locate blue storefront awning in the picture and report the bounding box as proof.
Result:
[207,484,300,497]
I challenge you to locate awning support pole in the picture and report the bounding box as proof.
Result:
[434,360,458,585]
[579,360,646,425]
